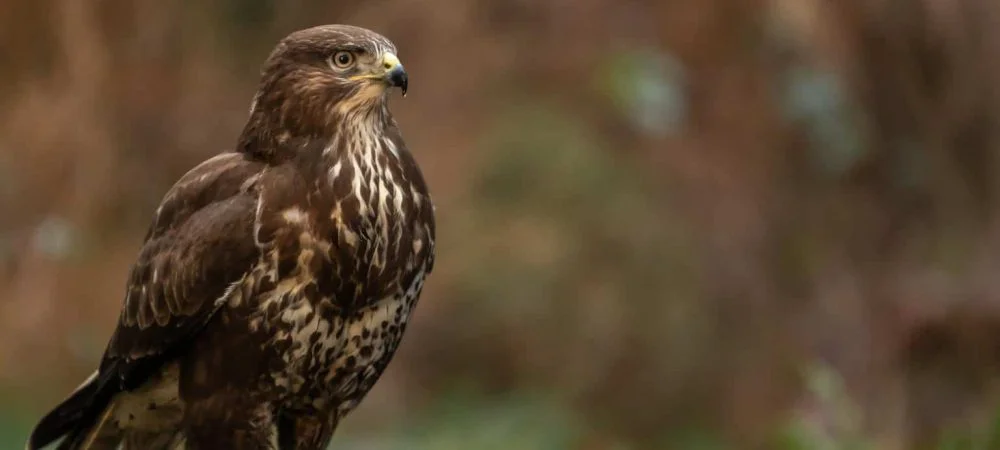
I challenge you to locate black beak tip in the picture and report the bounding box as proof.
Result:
[388,66,408,97]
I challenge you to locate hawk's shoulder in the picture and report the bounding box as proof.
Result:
[101,152,266,388]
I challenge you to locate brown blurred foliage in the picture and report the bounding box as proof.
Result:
[3,0,1000,448]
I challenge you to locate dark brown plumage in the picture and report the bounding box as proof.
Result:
[27,24,435,450]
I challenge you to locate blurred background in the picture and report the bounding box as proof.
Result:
[3,0,1000,449]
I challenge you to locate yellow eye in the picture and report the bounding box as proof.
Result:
[330,51,355,68]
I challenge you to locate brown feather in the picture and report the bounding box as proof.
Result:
[27,24,434,450]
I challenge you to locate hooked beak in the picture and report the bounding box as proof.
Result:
[381,53,408,97]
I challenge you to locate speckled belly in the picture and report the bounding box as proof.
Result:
[257,267,427,414]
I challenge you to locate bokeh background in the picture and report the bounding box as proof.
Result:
[3,0,1000,449]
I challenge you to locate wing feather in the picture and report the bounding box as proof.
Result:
[99,152,265,388]
[27,152,270,449]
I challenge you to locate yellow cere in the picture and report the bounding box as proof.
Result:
[349,53,402,82]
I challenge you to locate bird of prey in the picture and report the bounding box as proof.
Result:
[26,24,435,450]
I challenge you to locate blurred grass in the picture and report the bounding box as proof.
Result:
[338,391,584,450]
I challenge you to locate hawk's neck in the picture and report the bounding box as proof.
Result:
[236,96,394,163]
[324,104,397,160]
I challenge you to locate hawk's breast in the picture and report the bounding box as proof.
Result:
[248,131,434,412]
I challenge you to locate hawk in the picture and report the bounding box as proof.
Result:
[26,24,435,450]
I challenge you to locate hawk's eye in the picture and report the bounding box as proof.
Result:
[330,51,355,69]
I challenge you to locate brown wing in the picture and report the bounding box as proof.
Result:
[99,152,266,390]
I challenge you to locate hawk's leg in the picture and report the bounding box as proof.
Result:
[177,300,279,449]
[183,395,277,450]
[276,410,339,450]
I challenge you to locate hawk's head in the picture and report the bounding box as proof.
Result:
[243,25,407,149]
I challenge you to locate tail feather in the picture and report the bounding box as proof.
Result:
[54,399,119,450]
[27,371,119,450]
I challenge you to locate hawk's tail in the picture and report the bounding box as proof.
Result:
[26,371,120,450]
